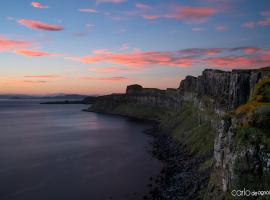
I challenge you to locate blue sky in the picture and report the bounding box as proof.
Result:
[0,0,270,95]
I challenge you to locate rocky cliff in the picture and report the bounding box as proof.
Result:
[88,67,270,199]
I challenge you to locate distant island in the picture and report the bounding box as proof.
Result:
[87,67,270,199]
[41,96,98,105]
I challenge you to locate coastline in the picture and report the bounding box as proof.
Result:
[144,126,209,200]
[85,67,270,199]
[87,109,209,199]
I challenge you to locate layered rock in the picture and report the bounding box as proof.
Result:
[88,67,270,199]
[178,69,263,110]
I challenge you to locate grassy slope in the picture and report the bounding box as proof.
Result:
[235,76,270,147]
[89,69,270,199]
[92,100,217,164]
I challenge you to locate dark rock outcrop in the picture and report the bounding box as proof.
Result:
[178,69,264,110]
[88,67,270,199]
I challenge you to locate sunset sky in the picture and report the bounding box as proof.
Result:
[1,0,270,95]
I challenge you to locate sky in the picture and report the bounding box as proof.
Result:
[0,0,270,95]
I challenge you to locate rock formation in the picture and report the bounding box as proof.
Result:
[88,67,270,199]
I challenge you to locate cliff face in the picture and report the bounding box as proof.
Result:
[179,69,262,110]
[88,67,270,199]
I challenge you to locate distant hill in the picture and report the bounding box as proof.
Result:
[0,94,89,100]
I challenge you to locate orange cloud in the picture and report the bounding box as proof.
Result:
[0,36,30,52]
[21,80,48,84]
[0,77,48,87]
[1,75,62,87]
[81,76,128,81]
[18,19,63,31]
[24,75,60,79]
[16,49,62,57]
[31,2,49,9]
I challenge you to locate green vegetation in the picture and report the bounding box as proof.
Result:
[94,99,217,158]
[113,103,169,120]
[165,102,216,157]
[199,158,214,172]
[252,76,270,102]
[235,76,270,146]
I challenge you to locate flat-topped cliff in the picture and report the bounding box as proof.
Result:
[87,67,270,199]
[91,68,269,113]
[179,68,264,109]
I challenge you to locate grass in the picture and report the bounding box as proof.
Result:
[251,76,270,102]
[99,100,217,158]
[234,76,270,147]
[167,102,216,157]
[199,158,214,172]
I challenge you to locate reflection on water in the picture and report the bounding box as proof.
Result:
[0,100,161,200]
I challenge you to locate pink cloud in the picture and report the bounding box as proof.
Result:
[142,15,160,20]
[89,67,126,73]
[243,47,259,54]
[165,6,217,23]
[192,27,205,32]
[261,11,270,17]
[135,3,151,10]
[75,49,197,67]
[18,19,63,31]
[78,9,98,13]
[74,24,94,37]
[0,36,30,52]
[241,11,270,29]
[120,43,129,50]
[242,21,255,29]
[81,76,128,81]
[257,10,270,26]
[204,56,255,68]
[215,25,227,32]
[125,3,216,23]
[16,49,62,57]
[31,2,49,9]
[70,46,270,69]
[96,0,125,4]
[258,18,270,26]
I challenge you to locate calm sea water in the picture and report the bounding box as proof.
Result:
[0,99,161,200]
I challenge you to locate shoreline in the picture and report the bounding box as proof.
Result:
[83,109,157,123]
[143,125,209,200]
[87,109,209,199]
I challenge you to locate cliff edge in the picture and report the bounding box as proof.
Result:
[88,67,270,199]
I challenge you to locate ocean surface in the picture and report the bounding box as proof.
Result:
[0,99,162,200]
